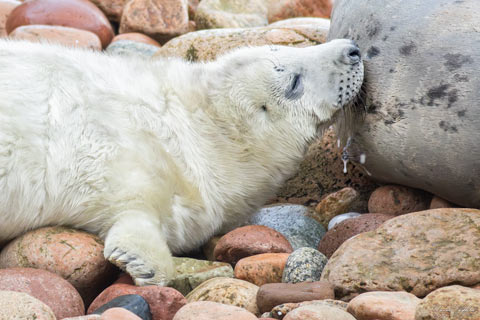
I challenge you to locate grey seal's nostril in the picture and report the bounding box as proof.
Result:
[342,45,361,64]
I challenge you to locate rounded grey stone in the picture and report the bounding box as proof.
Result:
[249,204,326,250]
[328,0,480,208]
[106,40,160,58]
[282,247,328,283]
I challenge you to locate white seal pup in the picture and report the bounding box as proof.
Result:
[0,39,363,285]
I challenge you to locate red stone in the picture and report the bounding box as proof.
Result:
[6,0,114,48]
[214,225,293,265]
[368,185,431,215]
[88,282,187,320]
[318,213,394,258]
[0,267,84,319]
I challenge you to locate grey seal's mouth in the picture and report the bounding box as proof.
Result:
[336,62,364,108]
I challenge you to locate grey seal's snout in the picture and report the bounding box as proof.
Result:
[341,44,361,65]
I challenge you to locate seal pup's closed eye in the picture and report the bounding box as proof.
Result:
[0,39,363,286]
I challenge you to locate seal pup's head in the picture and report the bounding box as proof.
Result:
[207,39,364,142]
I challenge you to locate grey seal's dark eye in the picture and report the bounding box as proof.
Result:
[285,73,304,100]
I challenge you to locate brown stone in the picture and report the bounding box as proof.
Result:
[317,213,395,258]
[257,282,335,314]
[90,0,126,22]
[368,185,432,215]
[214,225,292,265]
[0,290,56,320]
[283,304,356,320]
[273,128,379,213]
[112,32,161,47]
[154,21,329,62]
[267,0,333,23]
[101,308,142,320]
[347,291,421,320]
[88,282,187,320]
[234,253,290,286]
[0,226,116,306]
[9,25,103,50]
[321,208,480,301]
[173,301,258,320]
[186,277,259,315]
[0,0,20,37]
[415,285,480,320]
[120,0,189,44]
[312,187,360,228]
[429,196,455,209]
[0,268,84,319]
[6,0,114,48]
[195,0,267,29]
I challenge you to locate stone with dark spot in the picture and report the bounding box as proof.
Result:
[328,0,480,208]
[318,213,394,258]
[282,247,328,283]
[91,294,151,320]
[368,185,432,215]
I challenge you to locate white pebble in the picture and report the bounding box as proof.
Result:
[328,212,362,230]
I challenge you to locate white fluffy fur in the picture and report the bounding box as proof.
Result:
[0,39,363,285]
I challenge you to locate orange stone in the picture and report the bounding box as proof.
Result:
[234,253,290,286]
[120,0,189,43]
[112,32,161,47]
[6,0,114,48]
[9,25,102,50]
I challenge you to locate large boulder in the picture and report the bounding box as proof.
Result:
[321,208,480,301]
[328,0,480,208]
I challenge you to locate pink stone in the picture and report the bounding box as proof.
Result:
[88,282,187,320]
[0,267,84,319]
[6,0,114,48]
[9,25,102,50]
[0,0,20,37]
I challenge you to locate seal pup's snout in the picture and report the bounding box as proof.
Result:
[341,44,362,65]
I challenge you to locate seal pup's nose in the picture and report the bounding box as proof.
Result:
[341,44,362,65]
